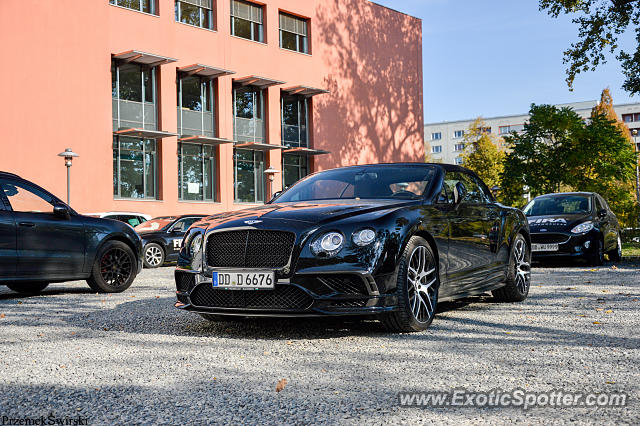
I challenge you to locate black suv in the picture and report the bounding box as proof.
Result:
[136,215,206,268]
[0,172,143,294]
[524,192,622,265]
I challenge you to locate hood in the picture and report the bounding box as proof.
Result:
[527,213,592,233]
[198,199,420,229]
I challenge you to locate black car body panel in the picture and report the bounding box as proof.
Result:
[174,163,529,317]
[0,172,143,284]
[137,215,207,263]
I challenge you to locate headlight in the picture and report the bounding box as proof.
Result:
[352,228,376,246]
[189,234,203,256]
[571,221,594,234]
[310,232,344,257]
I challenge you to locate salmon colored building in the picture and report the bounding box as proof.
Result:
[0,0,424,217]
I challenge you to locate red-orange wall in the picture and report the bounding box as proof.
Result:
[0,0,423,217]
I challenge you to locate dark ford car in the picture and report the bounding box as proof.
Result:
[524,192,622,265]
[136,215,206,268]
[0,172,142,294]
[174,164,531,332]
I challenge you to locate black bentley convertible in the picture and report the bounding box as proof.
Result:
[174,163,531,332]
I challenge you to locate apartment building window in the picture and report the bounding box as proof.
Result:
[480,127,491,134]
[454,130,464,139]
[230,0,263,42]
[432,145,442,154]
[175,0,214,30]
[279,12,309,54]
[622,113,640,123]
[234,149,264,203]
[112,61,157,131]
[281,95,308,147]
[454,143,465,152]
[431,132,442,141]
[178,143,216,201]
[455,157,463,165]
[177,76,215,137]
[499,124,524,135]
[283,154,308,188]
[113,137,157,199]
[233,84,265,143]
[109,0,156,14]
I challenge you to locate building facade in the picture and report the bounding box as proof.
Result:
[0,0,424,217]
[425,101,640,165]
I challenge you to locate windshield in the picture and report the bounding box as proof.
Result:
[523,195,592,216]
[275,166,437,202]
[134,217,175,232]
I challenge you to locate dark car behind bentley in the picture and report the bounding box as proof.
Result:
[174,163,532,332]
[524,192,622,265]
[0,172,142,294]
[136,215,207,268]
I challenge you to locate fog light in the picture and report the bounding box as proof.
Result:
[584,241,591,249]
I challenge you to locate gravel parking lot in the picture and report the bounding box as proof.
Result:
[1,262,638,424]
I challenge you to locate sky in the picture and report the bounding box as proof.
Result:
[372,0,637,123]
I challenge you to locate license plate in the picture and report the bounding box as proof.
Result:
[211,271,274,290]
[532,243,559,252]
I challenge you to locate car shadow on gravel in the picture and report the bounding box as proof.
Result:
[0,286,95,300]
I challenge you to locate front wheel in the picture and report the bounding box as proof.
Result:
[493,233,531,302]
[143,243,165,269]
[608,234,622,263]
[381,236,439,332]
[87,241,137,293]
[6,282,49,295]
[588,235,604,266]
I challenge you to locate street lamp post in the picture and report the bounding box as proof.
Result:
[57,148,79,205]
[633,130,640,206]
[264,166,280,202]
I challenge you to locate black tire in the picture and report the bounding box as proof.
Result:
[199,313,245,322]
[87,240,137,293]
[143,243,165,269]
[588,235,604,266]
[6,282,49,295]
[493,233,531,302]
[608,233,622,263]
[381,236,439,332]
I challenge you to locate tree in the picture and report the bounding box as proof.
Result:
[540,0,640,94]
[460,118,505,189]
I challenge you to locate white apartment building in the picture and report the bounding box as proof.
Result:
[425,100,640,165]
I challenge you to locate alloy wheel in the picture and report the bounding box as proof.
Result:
[100,248,133,288]
[513,238,531,294]
[407,245,438,323]
[145,246,163,267]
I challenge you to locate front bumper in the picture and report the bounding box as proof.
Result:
[174,268,398,317]
[530,231,597,259]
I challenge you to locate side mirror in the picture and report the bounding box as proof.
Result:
[53,204,70,220]
[598,209,607,218]
[453,182,466,205]
[270,191,282,202]
[491,186,501,195]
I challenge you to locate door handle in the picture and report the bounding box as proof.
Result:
[18,222,35,227]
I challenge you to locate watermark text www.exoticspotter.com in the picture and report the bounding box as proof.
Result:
[1,415,89,426]
[398,389,629,410]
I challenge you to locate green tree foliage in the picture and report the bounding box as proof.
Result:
[539,0,640,94]
[501,102,639,225]
[460,118,505,189]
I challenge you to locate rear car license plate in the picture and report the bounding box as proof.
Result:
[532,243,559,252]
[211,271,274,290]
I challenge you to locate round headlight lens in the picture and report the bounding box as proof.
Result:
[311,232,344,257]
[190,234,203,255]
[353,228,376,246]
[571,221,594,234]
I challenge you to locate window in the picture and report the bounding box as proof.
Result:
[454,157,463,165]
[234,148,264,203]
[230,0,263,42]
[443,172,490,204]
[113,137,158,199]
[170,217,202,232]
[622,113,640,123]
[499,124,524,135]
[1,181,54,213]
[454,130,464,139]
[112,61,157,131]
[454,143,465,152]
[431,132,442,141]
[281,95,308,147]
[279,12,309,54]
[233,84,265,143]
[480,127,492,134]
[432,145,442,154]
[283,154,308,188]
[175,0,214,30]
[177,76,215,137]
[109,0,155,14]
[178,143,217,201]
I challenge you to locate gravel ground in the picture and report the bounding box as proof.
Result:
[0,261,638,424]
